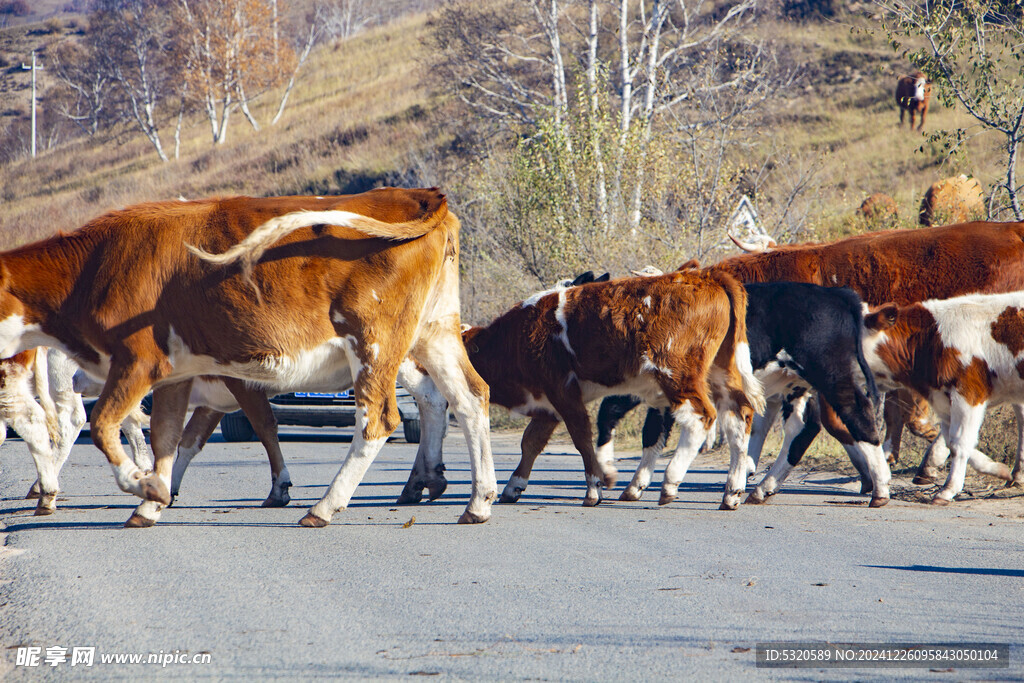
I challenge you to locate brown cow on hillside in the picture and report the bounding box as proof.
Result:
[896,72,931,130]
[464,270,765,510]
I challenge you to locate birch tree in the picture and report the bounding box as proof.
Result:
[431,0,771,277]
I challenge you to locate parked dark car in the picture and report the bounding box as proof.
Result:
[218,387,423,443]
[84,386,423,443]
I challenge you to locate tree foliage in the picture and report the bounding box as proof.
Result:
[431,0,793,286]
[878,0,1024,219]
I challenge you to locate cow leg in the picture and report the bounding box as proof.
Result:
[91,357,173,504]
[747,395,820,504]
[121,406,153,470]
[1011,404,1024,487]
[407,322,496,525]
[913,436,949,484]
[222,379,291,507]
[932,396,987,505]
[659,396,716,506]
[396,359,450,505]
[746,397,782,473]
[882,390,905,465]
[29,390,87,500]
[126,380,193,527]
[300,348,403,528]
[500,415,559,503]
[5,380,61,515]
[548,393,605,507]
[595,396,642,478]
[900,108,906,126]
[620,407,672,502]
[965,448,1012,481]
[170,407,222,504]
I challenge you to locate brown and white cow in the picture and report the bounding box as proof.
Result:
[0,187,496,528]
[862,292,1024,504]
[896,72,931,131]
[464,269,765,510]
[720,221,1024,485]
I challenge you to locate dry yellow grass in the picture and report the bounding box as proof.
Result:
[0,12,436,247]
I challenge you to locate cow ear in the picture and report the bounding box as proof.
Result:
[677,259,700,270]
[572,271,595,286]
[595,272,610,282]
[865,303,899,331]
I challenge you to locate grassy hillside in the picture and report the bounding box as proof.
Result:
[0,10,439,247]
[0,8,1007,247]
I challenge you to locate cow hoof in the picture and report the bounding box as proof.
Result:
[261,495,289,508]
[619,487,642,502]
[1006,480,1024,490]
[869,496,889,508]
[139,475,171,505]
[911,475,935,486]
[299,512,330,527]
[396,482,424,505]
[427,480,448,501]
[658,491,676,506]
[124,513,156,528]
[719,501,739,511]
[25,483,42,500]
[929,497,951,507]
[457,510,489,524]
[499,488,523,504]
[582,497,601,508]
[33,504,55,516]
[745,490,767,505]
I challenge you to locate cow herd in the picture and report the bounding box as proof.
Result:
[1,187,1024,530]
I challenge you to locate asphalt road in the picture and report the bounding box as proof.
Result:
[1,426,1023,680]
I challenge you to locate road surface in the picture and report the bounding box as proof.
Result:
[1,427,1023,680]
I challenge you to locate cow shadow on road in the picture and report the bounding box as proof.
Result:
[862,564,1024,578]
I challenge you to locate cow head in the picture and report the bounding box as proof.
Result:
[863,303,899,333]
[556,271,611,288]
[913,76,927,102]
[861,303,901,389]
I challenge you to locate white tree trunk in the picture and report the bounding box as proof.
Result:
[587,0,609,232]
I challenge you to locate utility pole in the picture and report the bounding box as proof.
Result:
[21,51,43,158]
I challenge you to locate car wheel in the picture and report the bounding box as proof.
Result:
[403,418,421,444]
[220,412,256,442]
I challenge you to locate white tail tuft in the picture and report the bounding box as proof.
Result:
[734,341,766,414]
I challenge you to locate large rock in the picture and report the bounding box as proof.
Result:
[919,175,984,226]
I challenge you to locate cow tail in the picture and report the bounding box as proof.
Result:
[709,271,766,414]
[32,349,61,446]
[840,289,881,407]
